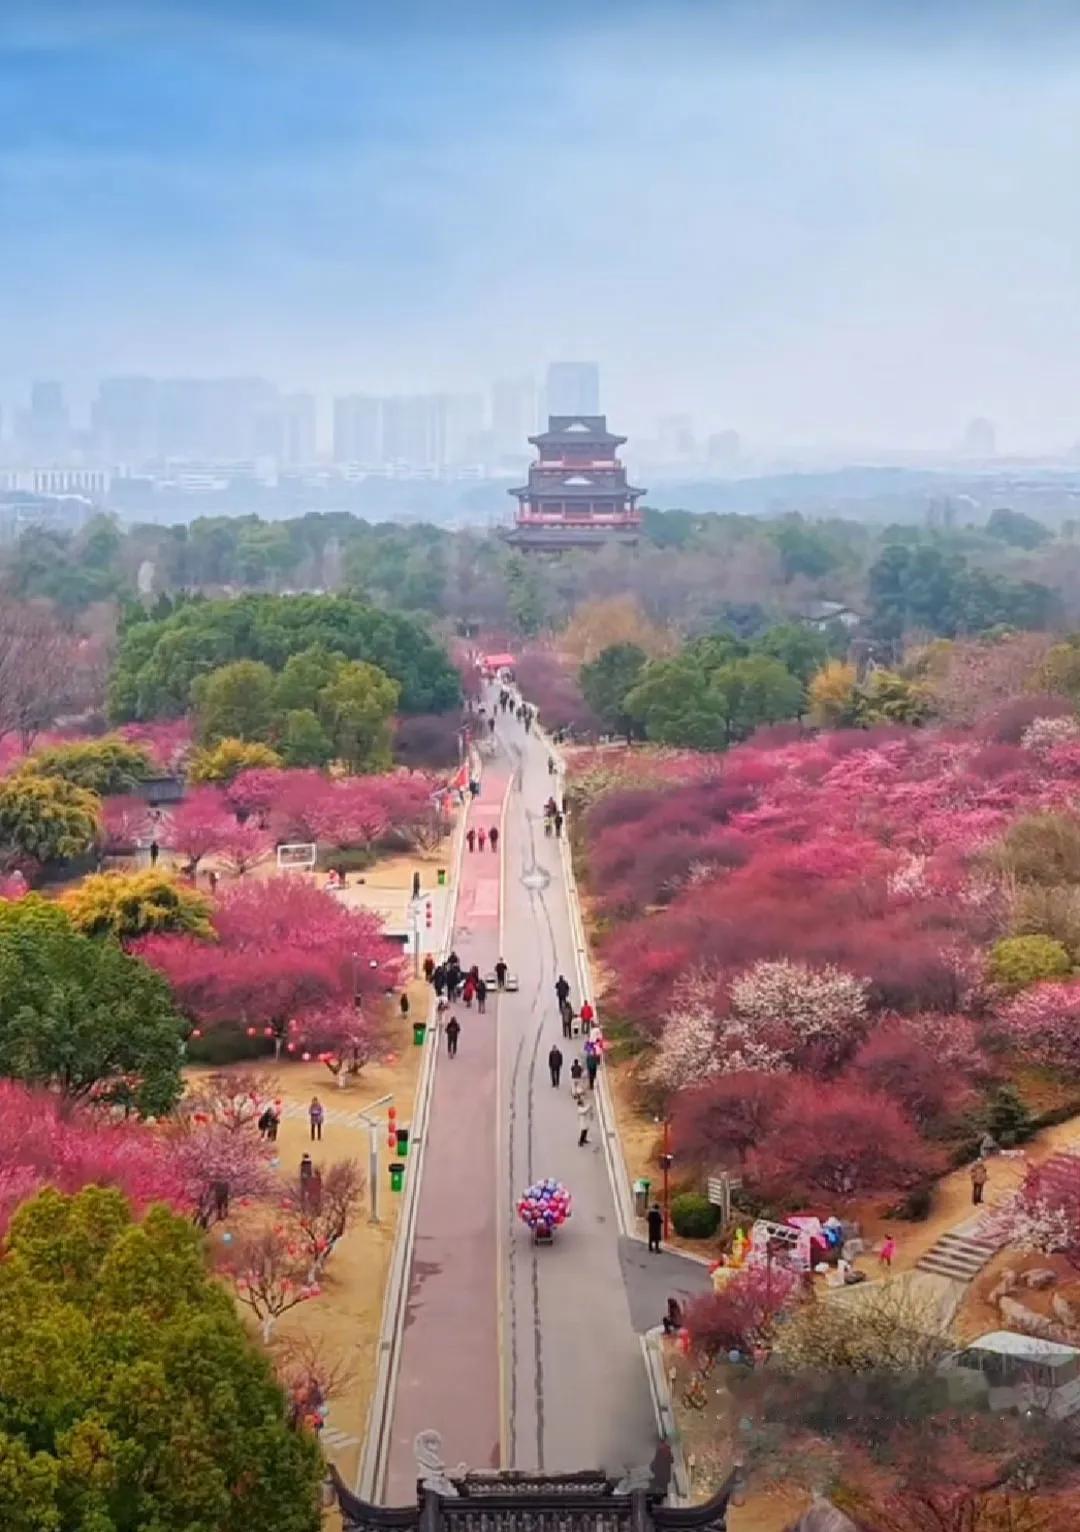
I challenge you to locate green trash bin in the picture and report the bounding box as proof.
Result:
[437,868,447,887]
[412,1020,427,1047]
[395,1126,410,1158]
[633,1178,651,1219]
[389,1161,405,1193]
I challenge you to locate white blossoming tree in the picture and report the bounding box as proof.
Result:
[729,958,870,1066]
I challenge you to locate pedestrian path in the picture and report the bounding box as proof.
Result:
[279,1101,371,1132]
[384,764,509,1500]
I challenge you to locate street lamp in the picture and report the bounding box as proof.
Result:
[655,1114,674,1240]
[355,1092,393,1224]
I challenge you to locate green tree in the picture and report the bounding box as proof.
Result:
[273,645,344,714]
[0,900,184,1113]
[317,660,399,773]
[754,623,831,686]
[768,517,840,580]
[187,737,283,784]
[61,870,213,942]
[192,660,277,745]
[505,557,548,636]
[712,654,805,738]
[19,736,153,795]
[988,934,1072,991]
[579,643,647,740]
[279,708,335,768]
[0,1186,323,1532]
[625,654,731,749]
[0,775,100,867]
[808,661,859,727]
[855,668,933,725]
[985,506,1050,549]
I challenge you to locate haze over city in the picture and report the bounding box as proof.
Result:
[5,0,1080,455]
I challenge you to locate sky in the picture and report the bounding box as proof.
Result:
[4,1,1080,452]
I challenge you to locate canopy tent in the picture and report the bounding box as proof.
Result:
[482,652,516,671]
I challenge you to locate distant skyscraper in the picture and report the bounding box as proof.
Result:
[155,378,275,459]
[92,377,158,462]
[657,414,695,460]
[333,395,382,464]
[545,361,599,417]
[963,417,997,457]
[20,381,69,458]
[491,377,538,448]
[278,394,318,464]
[381,395,445,468]
[443,394,485,464]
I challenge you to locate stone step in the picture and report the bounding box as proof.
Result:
[935,1233,997,1256]
[916,1254,986,1280]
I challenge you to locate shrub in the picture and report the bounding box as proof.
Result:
[981,1084,1035,1146]
[988,934,1071,990]
[61,869,214,941]
[188,737,284,784]
[18,735,153,795]
[670,1191,721,1239]
[1011,883,1080,959]
[0,773,101,868]
[999,980,1080,1076]
[995,812,1080,886]
[847,1020,977,1132]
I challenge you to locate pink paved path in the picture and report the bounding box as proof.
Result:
[386,766,508,1499]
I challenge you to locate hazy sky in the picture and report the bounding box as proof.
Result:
[4,1,1080,450]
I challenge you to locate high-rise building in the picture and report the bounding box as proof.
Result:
[92,377,158,462]
[545,361,600,417]
[19,381,70,458]
[491,377,538,448]
[155,378,276,460]
[333,395,382,464]
[381,395,445,469]
[264,393,318,465]
[657,414,695,460]
[504,413,644,551]
[443,394,485,464]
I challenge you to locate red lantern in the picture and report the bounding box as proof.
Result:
[246,1026,257,1038]
[263,1026,274,1038]
[190,1028,202,1039]
[301,1051,311,1062]
[388,1105,397,1121]
[286,1042,297,1054]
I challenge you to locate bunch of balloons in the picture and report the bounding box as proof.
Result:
[518,1179,572,1233]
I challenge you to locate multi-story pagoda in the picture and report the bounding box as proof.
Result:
[504,414,644,551]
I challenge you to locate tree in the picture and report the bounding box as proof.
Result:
[137,876,403,1057]
[192,659,278,744]
[999,980,1080,1076]
[856,668,933,726]
[188,736,284,784]
[166,1116,277,1229]
[674,1071,788,1167]
[161,785,236,874]
[0,773,100,869]
[580,643,648,740]
[684,1266,800,1362]
[989,934,1072,991]
[847,1020,977,1131]
[990,1154,1080,1269]
[730,958,870,1069]
[1038,637,1080,706]
[0,1186,323,1532]
[279,707,335,767]
[273,644,344,713]
[215,817,275,878]
[754,622,831,686]
[712,653,804,738]
[996,813,1080,887]
[223,1225,321,1342]
[61,868,214,940]
[772,1278,953,1372]
[18,735,153,795]
[808,660,859,727]
[0,897,185,1113]
[100,794,153,854]
[749,1079,940,1205]
[0,602,80,748]
[561,596,673,664]
[316,659,399,773]
[986,505,1051,549]
[280,1157,365,1279]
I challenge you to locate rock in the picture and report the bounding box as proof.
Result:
[999,1295,1057,1337]
[1023,1268,1058,1290]
[1052,1293,1077,1328]
[989,1269,1020,1303]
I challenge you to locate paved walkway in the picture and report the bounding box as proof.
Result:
[496,704,659,1477]
[385,762,509,1500]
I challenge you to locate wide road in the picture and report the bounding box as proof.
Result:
[495,698,659,1476]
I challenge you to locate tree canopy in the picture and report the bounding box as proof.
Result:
[0,899,185,1113]
[0,774,101,868]
[17,737,153,796]
[0,1185,323,1532]
[107,593,460,721]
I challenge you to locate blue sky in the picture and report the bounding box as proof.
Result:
[4,1,1080,449]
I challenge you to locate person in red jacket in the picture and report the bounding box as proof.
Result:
[579,1000,595,1029]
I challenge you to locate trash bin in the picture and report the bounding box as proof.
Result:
[412,1020,427,1046]
[389,1161,405,1193]
[633,1178,651,1219]
[395,1126,410,1158]
[437,868,447,887]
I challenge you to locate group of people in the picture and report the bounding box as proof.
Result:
[465,824,499,853]
[543,796,565,838]
[494,687,535,733]
[424,949,514,1059]
[547,975,604,1145]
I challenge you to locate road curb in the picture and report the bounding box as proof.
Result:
[641,1328,691,1505]
[356,785,471,1501]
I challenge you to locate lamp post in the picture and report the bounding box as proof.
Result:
[355,1093,393,1224]
[657,1115,674,1240]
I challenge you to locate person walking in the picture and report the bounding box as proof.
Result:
[299,1153,314,1210]
[555,975,571,1014]
[970,1158,988,1205]
[647,1202,663,1253]
[585,1043,600,1090]
[462,975,475,1008]
[476,977,488,1014]
[488,716,496,736]
[477,826,487,851]
[466,827,476,852]
[308,1096,325,1142]
[149,839,160,867]
[399,992,410,1019]
[489,825,499,853]
[579,999,594,1030]
[207,868,219,894]
[423,954,435,983]
[561,999,574,1039]
[433,963,446,997]
[554,811,563,838]
[495,958,508,989]
[267,1103,281,1142]
[570,1056,584,1090]
[879,1234,896,1269]
[577,1097,594,1146]
[257,1104,275,1139]
[446,1015,460,1058]
[548,1044,563,1087]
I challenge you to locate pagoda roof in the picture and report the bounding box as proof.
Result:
[529,415,626,448]
[509,476,645,500]
[501,523,641,549]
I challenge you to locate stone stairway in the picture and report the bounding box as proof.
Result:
[915,1223,1000,1283]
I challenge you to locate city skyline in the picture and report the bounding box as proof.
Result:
[5,3,1080,452]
